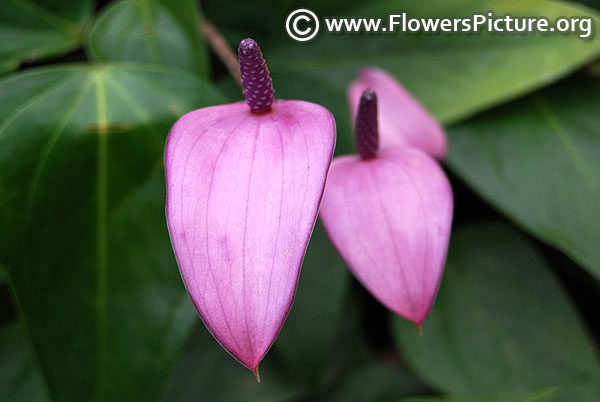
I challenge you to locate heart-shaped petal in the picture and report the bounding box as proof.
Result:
[320,147,453,325]
[165,100,335,372]
[348,68,447,159]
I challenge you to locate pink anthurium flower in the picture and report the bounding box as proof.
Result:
[348,68,447,159]
[165,38,336,378]
[320,89,453,327]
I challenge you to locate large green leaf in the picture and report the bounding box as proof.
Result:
[275,221,350,387]
[268,0,600,153]
[448,77,600,278]
[0,0,93,74]
[161,324,303,402]
[393,223,600,401]
[0,321,49,402]
[0,64,223,402]
[87,0,209,77]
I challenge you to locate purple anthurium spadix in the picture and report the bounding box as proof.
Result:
[348,68,447,159]
[164,38,336,378]
[320,89,453,328]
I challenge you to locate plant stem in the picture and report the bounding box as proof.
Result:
[202,19,242,87]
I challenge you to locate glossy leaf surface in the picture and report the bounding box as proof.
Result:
[0,64,223,402]
[0,0,93,74]
[87,0,209,76]
[448,78,600,278]
[393,223,600,400]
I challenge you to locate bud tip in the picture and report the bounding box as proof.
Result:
[254,365,261,383]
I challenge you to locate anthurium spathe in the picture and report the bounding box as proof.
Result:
[320,89,453,327]
[164,38,336,376]
[348,68,447,159]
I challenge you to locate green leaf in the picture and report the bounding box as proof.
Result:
[0,321,49,402]
[268,0,600,153]
[576,0,600,11]
[87,0,209,77]
[448,77,600,278]
[324,361,427,402]
[0,64,224,402]
[161,325,304,402]
[275,221,350,387]
[398,387,562,402]
[0,0,93,74]
[392,223,600,401]
[0,263,6,284]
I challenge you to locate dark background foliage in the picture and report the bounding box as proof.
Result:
[0,0,599,401]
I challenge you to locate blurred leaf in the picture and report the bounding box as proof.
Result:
[161,324,303,402]
[0,0,93,74]
[587,60,600,76]
[275,221,350,387]
[393,223,600,401]
[0,263,6,284]
[0,321,49,402]
[268,0,600,153]
[448,77,600,278]
[216,75,244,102]
[204,0,277,44]
[398,387,561,402]
[202,0,370,44]
[87,0,209,77]
[310,280,376,394]
[0,64,223,402]
[324,361,428,402]
[575,0,600,11]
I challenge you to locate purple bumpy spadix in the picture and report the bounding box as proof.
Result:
[238,38,274,113]
[355,89,379,159]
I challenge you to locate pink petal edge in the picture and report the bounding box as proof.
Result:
[348,68,448,159]
[319,148,453,325]
[165,100,336,372]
